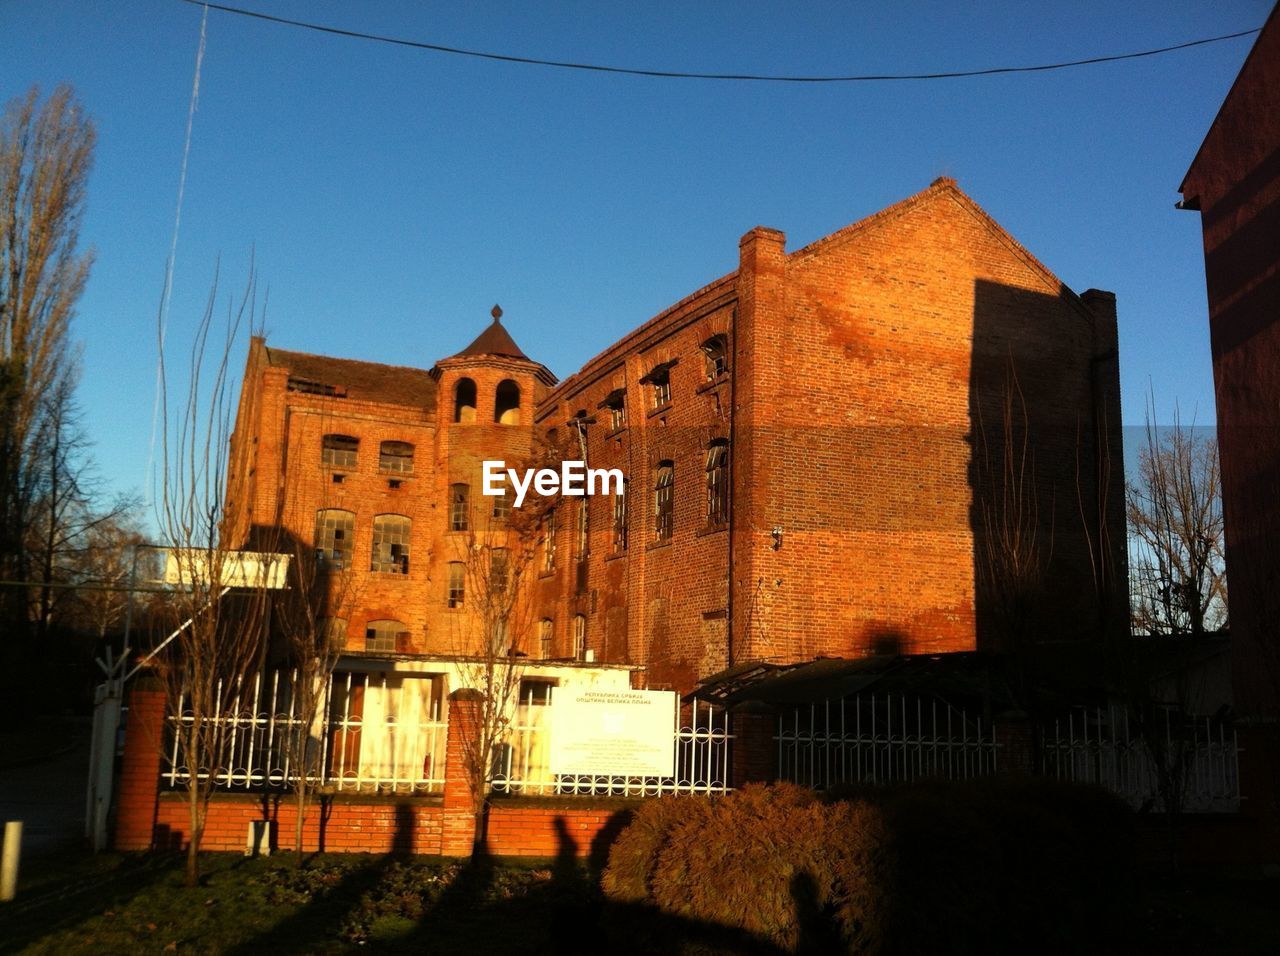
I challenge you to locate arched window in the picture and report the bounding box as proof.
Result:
[653,461,674,541]
[539,619,554,659]
[454,377,477,423]
[701,334,729,380]
[365,619,408,653]
[612,480,628,553]
[572,614,586,661]
[379,440,414,474]
[371,514,411,574]
[447,562,465,608]
[315,509,355,568]
[494,379,521,425]
[706,440,729,526]
[449,483,470,531]
[322,434,358,468]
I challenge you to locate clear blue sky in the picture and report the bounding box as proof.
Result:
[1,0,1266,508]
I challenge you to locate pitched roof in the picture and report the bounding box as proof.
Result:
[265,346,437,412]
[453,313,529,360]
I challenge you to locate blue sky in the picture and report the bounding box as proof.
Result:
[1,0,1266,507]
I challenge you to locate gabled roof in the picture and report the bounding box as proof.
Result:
[265,346,437,412]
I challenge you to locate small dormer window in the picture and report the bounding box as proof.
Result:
[701,335,729,381]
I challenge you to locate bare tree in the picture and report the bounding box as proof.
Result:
[1127,409,1227,636]
[152,269,273,887]
[0,84,95,689]
[449,438,564,856]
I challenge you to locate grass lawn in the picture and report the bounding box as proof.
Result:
[2,849,1278,954]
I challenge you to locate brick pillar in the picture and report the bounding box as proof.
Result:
[441,688,484,857]
[731,701,777,788]
[994,710,1034,777]
[114,677,166,850]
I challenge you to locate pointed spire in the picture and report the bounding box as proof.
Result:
[453,304,528,360]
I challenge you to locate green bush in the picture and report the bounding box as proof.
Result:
[603,778,1136,954]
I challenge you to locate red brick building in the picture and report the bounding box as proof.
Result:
[1179,3,1280,718]
[228,177,1126,696]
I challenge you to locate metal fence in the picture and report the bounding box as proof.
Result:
[776,693,998,789]
[491,690,733,797]
[164,669,449,794]
[1041,705,1240,813]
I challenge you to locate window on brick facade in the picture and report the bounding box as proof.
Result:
[543,510,557,572]
[494,379,521,425]
[449,483,470,531]
[613,481,628,553]
[701,335,729,380]
[447,561,465,608]
[604,390,626,430]
[371,514,411,574]
[539,618,554,659]
[454,378,477,423]
[576,496,589,560]
[706,439,729,526]
[490,547,509,595]
[653,461,674,541]
[649,368,671,409]
[322,434,358,469]
[320,617,348,651]
[572,614,586,661]
[379,440,414,474]
[491,486,511,526]
[315,509,355,569]
[365,619,408,654]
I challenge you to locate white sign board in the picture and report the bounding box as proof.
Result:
[163,549,291,590]
[549,689,677,778]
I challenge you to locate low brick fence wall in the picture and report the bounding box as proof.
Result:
[114,680,639,859]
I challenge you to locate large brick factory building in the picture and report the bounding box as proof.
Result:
[226,177,1126,695]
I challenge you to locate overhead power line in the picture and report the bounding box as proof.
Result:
[177,1,1259,83]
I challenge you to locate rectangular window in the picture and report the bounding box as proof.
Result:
[322,434,358,469]
[612,484,628,553]
[490,548,509,595]
[447,562,465,608]
[492,487,511,526]
[543,510,557,572]
[450,483,470,532]
[654,462,674,541]
[315,509,355,569]
[706,441,729,526]
[539,619,554,659]
[379,440,415,474]
[651,370,671,409]
[371,514,411,574]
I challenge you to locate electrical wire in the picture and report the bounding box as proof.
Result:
[176,1,1259,83]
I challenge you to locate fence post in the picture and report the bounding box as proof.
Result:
[994,710,1034,777]
[114,676,167,850]
[731,700,777,788]
[441,688,483,857]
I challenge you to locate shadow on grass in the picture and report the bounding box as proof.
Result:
[0,851,183,952]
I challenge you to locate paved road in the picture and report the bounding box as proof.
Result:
[0,724,90,858]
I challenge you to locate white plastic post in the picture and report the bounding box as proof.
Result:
[1,820,21,902]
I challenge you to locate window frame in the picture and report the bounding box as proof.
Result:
[447,561,466,608]
[321,434,359,469]
[370,513,411,574]
[705,440,729,527]
[378,440,415,474]
[653,461,674,542]
[315,508,355,569]
[449,483,470,532]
